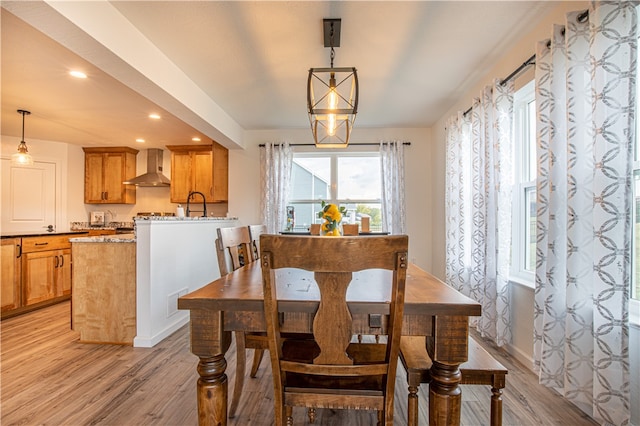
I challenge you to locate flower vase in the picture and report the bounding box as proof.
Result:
[317,202,346,236]
[321,220,342,236]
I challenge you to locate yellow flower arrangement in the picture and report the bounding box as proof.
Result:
[317,201,348,236]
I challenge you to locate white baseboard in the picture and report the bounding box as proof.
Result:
[133,314,190,348]
[505,341,535,374]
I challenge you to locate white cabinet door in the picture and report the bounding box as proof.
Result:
[1,159,56,233]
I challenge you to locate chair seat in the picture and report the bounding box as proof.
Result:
[282,340,388,392]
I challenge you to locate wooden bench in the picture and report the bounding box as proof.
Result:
[399,336,508,426]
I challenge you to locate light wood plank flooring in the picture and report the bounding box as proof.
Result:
[1,301,598,425]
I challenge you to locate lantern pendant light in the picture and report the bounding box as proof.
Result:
[307,19,358,148]
[12,109,34,166]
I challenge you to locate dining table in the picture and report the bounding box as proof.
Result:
[177,261,481,425]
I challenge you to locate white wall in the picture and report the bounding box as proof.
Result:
[429,2,638,424]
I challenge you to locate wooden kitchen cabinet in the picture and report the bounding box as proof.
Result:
[212,141,229,203]
[167,142,228,203]
[1,238,22,313]
[1,234,79,319]
[21,235,73,307]
[83,147,138,204]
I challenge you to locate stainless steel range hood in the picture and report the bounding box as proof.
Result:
[123,148,171,187]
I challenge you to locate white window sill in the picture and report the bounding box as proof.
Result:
[509,276,640,327]
[509,274,535,290]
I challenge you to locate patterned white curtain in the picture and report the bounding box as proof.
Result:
[380,141,406,234]
[260,142,293,234]
[533,3,634,424]
[445,79,514,346]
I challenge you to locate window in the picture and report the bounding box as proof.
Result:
[511,80,536,285]
[288,152,382,232]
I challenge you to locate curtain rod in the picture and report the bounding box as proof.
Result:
[259,142,411,147]
[462,9,589,117]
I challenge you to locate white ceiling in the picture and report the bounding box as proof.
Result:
[1,1,554,151]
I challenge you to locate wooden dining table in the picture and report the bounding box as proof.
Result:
[178,261,481,425]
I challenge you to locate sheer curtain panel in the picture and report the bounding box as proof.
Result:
[380,140,407,234]
[533,3,634,424]
[260,142,293,234]
[445,79,514,346]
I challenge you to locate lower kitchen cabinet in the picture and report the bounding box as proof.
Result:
[1,234,77,319]
[22,249,71,305]
[1,238,22,313]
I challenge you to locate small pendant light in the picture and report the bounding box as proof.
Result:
[12,109,34,166]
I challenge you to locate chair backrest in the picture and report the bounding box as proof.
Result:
[248,224,267,261]
[216,226,253,276]
[260,235,409,414]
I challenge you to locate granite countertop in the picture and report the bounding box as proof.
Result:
[70,221,134,231]
[1,230,89,239]
[134,216,237,222]
[69,234,136,243]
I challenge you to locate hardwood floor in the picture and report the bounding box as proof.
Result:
[1,301,598,425]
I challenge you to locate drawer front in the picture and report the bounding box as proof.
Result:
[22,235,72,253]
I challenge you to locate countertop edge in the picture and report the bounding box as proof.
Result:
[1,231,90,239]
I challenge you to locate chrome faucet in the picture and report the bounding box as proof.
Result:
[186,191,207,217]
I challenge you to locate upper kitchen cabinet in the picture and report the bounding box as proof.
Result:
[167,143,228,204]
[83,147,139,204]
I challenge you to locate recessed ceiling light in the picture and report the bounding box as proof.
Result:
[136,138,145,143]
[192,137,201,142]
[149,113,161,120]
[69,70,87,79]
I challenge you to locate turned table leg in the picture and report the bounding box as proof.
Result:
[197,355,228,425]
[185,308,232,426]
[429,360,462,426]
[426,315,468,426]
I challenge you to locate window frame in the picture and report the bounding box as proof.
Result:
[287,149,383,231]
[510,80,536,287]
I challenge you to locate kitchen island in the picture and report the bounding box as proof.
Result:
[71,234,136,344]
[70,217,237,347]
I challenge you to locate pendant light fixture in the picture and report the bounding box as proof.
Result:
[307,19,358,148]
[12,109,34,166]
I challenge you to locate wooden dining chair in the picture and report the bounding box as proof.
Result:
[248,224,267,261]
[260,234,409,425]
[215,226,268,418]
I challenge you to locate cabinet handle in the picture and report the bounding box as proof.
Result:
[55,255,59,268]
[35,242,49,246]
[104,191,108,200]
[60,255,64,267]
[16,244,21,259]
